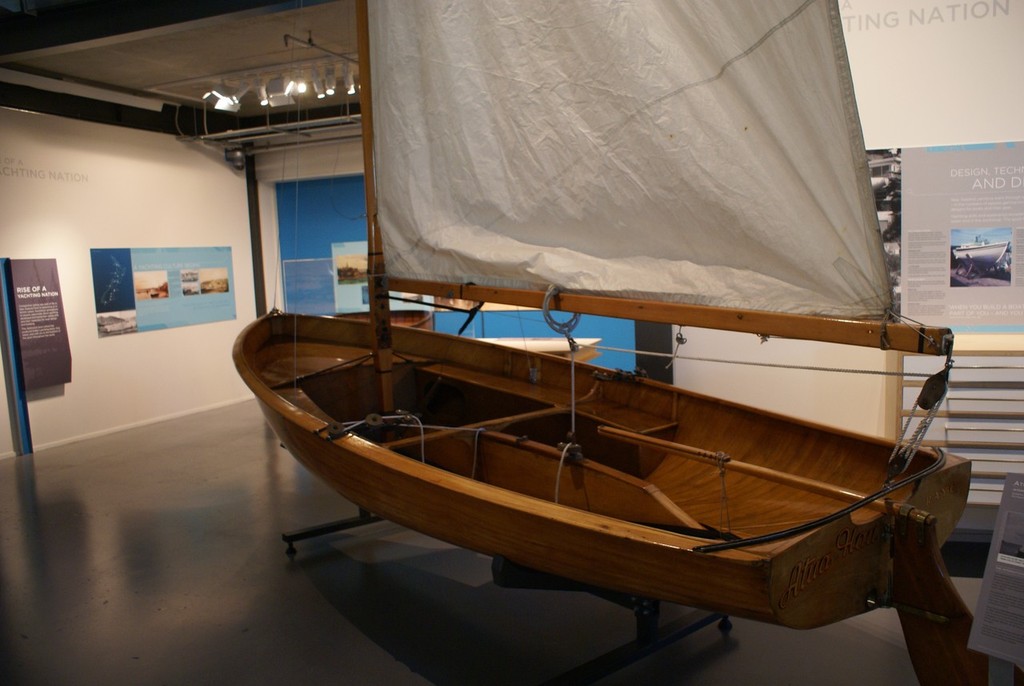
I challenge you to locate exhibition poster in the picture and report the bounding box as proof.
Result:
[968,474,1024,667]
[90,247,235,337]
[332,241,370,313]
[900,142,1024,331]
[330,241,431,315]
[6,258,72,389]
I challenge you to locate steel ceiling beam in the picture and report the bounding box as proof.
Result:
[0,0,336,59]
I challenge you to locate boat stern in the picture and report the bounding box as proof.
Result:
[766,513,892,629]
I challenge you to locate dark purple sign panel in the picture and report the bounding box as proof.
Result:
[11,259,72,389]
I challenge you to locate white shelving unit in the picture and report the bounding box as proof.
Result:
[899,351,1024,539]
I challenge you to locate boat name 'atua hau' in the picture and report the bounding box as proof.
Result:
[778,521,884,609]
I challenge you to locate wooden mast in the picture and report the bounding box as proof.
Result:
[355,0,394,411]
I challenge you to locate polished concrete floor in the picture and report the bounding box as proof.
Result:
[0,400,987,685]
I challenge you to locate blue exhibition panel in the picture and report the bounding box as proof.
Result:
[277,176,635,372]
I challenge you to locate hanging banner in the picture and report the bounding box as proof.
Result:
[9,258,72,389]
[90,247,235,337]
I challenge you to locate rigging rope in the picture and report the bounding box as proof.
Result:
[595,342,934,378]
[885,359,952,483]
[328,413,486,470]
[883,309,948,356]
[542,285,584,502]
[541,286,582,436]
[554,442,575,505]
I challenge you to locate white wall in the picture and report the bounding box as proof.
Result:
[674,0,1024,437]
[673,329,900,435]
[842,0,1021,150]
[0,107,256,457]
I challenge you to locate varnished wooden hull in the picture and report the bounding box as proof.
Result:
[234,312,970,630]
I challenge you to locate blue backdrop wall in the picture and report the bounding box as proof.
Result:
[276,176,636,371]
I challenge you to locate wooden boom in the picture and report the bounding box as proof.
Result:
[389,277,952,356]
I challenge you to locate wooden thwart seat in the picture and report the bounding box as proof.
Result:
[393,427,712,534]
[598,425,889,514]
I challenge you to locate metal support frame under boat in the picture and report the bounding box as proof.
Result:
[281,508,381,557]
[279,512,733,685]
[492,556,732,685]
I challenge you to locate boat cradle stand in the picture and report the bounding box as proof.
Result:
[281,508,382,557]
[282,517,731,683]
[492,556,732,685]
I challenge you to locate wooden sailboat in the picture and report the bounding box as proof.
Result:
[234,1,1021,683]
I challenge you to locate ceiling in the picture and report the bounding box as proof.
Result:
[0,0,363,151]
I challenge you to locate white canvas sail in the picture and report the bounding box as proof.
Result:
[368,0,889,318]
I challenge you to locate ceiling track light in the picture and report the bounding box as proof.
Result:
[200,48,354,110]
[312,67,326,99]
[205,85,240,112]
[325,64,336,96]
[263,76,294,107]
[344,66,356,96]
[191,32,359,111]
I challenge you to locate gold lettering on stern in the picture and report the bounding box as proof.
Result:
[777,522,883,610]
[924,483,956,508]
[778,554,832,609]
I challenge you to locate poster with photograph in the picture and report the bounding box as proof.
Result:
[901,142,1024,331]
[90,247,235,336]
[331,241,370,313]
[330,241,431,315]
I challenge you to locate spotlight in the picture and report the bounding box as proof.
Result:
[258,80,269,106]
[214,97,240,113]
[266,76,295,107]
[344,67,356,95]
[224,149,245,171]
[205,88,240,112]
[325,64,336,96]
[312,66,326,99]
